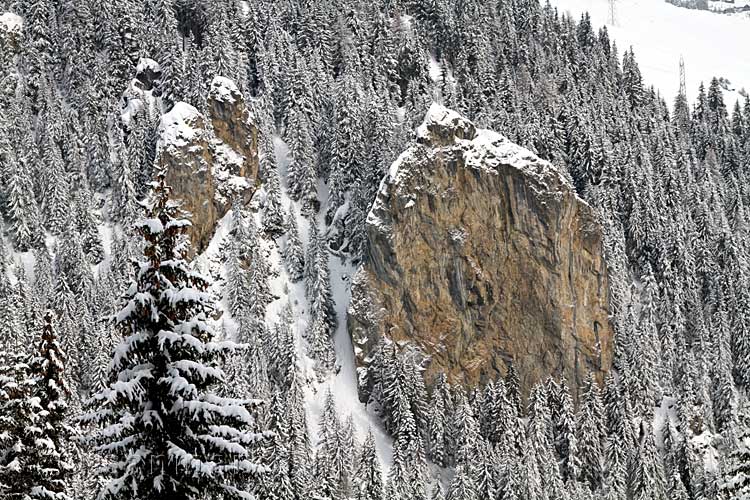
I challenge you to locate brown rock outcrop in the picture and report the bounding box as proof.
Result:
[348,105,612,400]
[157,76,259,250]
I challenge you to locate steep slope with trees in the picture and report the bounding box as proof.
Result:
[0,0,749,498]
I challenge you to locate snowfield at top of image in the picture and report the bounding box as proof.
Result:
[551,0,750,102]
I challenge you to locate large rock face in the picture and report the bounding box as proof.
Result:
[348,104,613,400]
[157,76,259,250]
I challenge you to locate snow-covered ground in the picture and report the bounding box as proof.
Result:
[550,0,750,104]
[271,137,393,467]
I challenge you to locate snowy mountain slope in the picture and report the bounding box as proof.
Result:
[550,0,750,103]
[271,136,395,468]
[4,0,750,496]
[193,135,395,468]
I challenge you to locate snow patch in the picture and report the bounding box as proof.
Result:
[136,57,160,74]
[428,55,443,83]
[159,102,203,150]
[210,76,240,103]
[550,0,750,102]
[449,227,468,245]
[415,102,473,145]
[0,12,22,34]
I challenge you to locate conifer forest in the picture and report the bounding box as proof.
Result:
[0,0,749,499]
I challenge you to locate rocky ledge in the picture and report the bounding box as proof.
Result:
[348,104,612,400]
[156,76,259,250]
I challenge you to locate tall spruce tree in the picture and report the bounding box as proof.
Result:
[81,172,268,500]
[355,429,383,500]
[0,312,72,500]
[282,205,305,282]
[577,374,605,492]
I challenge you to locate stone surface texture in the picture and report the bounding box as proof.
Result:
[348,104,612,400]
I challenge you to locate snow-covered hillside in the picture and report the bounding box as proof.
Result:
[550,0,750,103]
[4,0,750,497]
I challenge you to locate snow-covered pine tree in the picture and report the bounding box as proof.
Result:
[711,320,736,434]
[552,378,580,484]
[256,391,295,500]
[265,303,292,388]
[387,391,427,500]
[282,205,304,282]
[309,227,336,333]
[305,218,320,297]
[603,435,627,500]
[577,374,605,492]
[489,378,512,445]
[473,441,498,500]
[426,385,447,467]
[6,115,44,251]
[325,71,363,226]
[26,310,74,499]
[81,187,106,252]
[110,128,140,225]
[224,230,252,318]
[230,203,274,310]
[285,106,318,214]
[260,139,286,237]
[81,172,268,499]
[631,420,667,500]
[152,0,184,109]
[127,107,152,198]
[506,363,522,415]
[452,391,480,466]
[235,313,272,400]
[314,389,343,499]
[31,247,52,309]
[0,351,37,497]
[42,137,71,235]
[12,267,42,351]
[340,414,358,496]
[355,429,383,500]
[286,370,312,499]
[720,396,750,499]
[304,218,336,372]
[445,464,478,500]
[20,0,53,108]
[668,471,689,500]
[0,312,73,500]
[527,384,566,498]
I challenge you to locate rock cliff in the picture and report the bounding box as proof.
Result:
[348,104,612,400]
[157,76,259,250]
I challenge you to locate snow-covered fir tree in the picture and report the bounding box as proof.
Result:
[355,429,383,500]
[0,310,72,499]
[81,173,269,499]
[282,204,305,283]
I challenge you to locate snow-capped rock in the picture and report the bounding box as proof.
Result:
[155,77,259,251]
[351,105,613,401]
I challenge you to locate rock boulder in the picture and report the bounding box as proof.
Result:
[348,104,613,400]
[157,76,259,251]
